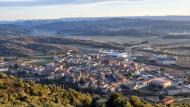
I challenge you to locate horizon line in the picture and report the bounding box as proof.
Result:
[1,15,190,22]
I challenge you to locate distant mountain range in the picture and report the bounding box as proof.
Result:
[0,16,190,56]
[0,16,190,37]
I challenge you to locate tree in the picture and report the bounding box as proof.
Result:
[106,93,132,107]
[129,96,141,107]
[124,101,132,107]
[160,68,165,71]
[91,96,106,107]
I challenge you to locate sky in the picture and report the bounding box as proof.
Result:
[0,0,190,20]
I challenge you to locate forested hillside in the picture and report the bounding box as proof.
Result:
[0,73,163,107]
[0,73,92,107]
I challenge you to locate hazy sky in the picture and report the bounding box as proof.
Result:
[0,0,190,20]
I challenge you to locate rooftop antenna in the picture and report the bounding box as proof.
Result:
[128,47,132,63]
[126,41,149,63]
[124,47,131,63]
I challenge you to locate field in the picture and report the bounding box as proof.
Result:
[23,54,67,66]
[1,34,190,68]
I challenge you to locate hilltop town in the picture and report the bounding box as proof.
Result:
[1,0,190,106]
[1,45,190,106]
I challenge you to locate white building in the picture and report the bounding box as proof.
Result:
[152,54,176,65]
[101,50,128,58]
[0,68,8,72]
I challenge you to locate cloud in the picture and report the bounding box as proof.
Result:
[0,0,71,7]
[0,0,143,7]
[1,0,190,20]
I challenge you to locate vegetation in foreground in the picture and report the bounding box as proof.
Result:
[0,73,189,107]
[0,73,92,107]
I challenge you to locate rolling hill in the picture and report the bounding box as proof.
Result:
[0,36,129,57]
[0,16,190,37]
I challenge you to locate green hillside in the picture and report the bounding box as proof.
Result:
[0,73,188,107]
[0,73,92,107]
